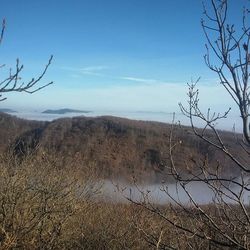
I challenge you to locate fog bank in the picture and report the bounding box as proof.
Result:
[96,179,250,205]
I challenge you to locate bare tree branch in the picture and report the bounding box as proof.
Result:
[0,19,53,102]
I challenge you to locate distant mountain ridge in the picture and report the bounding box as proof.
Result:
[42,108,91,114]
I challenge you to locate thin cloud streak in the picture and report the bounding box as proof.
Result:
[80,66,108,71]
[60,65,165,84]
[59,65,109,78]
[120,76,158,84]
[61,65,223,87]
[60,65,108,72]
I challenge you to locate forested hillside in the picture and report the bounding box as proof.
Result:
[0,112,244,183]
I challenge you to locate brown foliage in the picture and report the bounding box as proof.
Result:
[0,113,245,184]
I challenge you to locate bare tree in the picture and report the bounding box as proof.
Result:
[127,1,250,249]
[0,19,53,102]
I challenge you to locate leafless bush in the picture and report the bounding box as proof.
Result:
[0,154,100,249]
[0,153,177,249]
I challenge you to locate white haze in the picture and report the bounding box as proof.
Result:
[96,179,250,205]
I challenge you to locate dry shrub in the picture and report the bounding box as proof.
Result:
[1,152,231,249]
[0,153,185,249]
[0,153,99,249]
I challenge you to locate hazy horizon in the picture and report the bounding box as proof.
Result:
[0,107,242,132]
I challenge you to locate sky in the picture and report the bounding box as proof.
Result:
[0,0,247,114]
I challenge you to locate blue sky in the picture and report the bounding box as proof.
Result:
[0,0,246,113]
